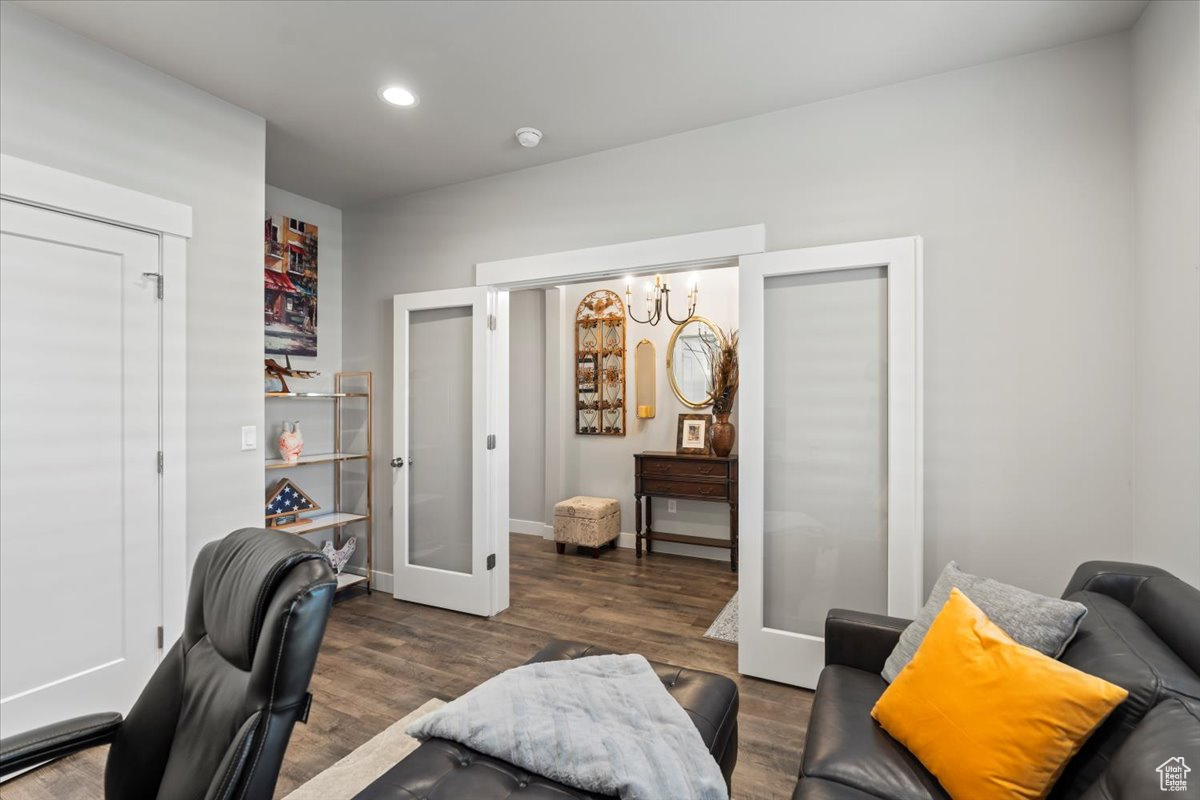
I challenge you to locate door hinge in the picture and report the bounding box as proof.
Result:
[156,626,164,649]
[157,451,164,473]
[142,272,163,299]
[487,313,496,331]
[486,554,496,570]
[486,434,496,450]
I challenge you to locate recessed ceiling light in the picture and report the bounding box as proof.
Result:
[379,86,419,107]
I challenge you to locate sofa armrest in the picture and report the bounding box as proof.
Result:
[1062,561,1174,606]
[824,609,911,673]
[0,712,123,777]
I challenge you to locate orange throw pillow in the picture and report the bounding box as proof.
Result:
[871,588,1127,800]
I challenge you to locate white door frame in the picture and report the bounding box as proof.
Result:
[0,153,191,649]
[738,236,923,688]
[475,225,765,289]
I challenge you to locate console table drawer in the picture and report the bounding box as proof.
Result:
[640,459,728,479]
[641,477,728,500]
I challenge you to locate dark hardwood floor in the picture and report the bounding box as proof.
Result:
[1,534,811,800]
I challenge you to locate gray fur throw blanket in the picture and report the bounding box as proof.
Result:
[406,653,728,800]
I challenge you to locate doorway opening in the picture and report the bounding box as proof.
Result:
[507,265,742,650]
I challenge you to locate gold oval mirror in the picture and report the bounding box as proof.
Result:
[667,317,720,408]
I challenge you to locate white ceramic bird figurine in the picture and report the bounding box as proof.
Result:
[321,537,356,575]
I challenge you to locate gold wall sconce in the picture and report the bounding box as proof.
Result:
[635,339,656,418]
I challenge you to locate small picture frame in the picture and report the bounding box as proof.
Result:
[676,413,711,455]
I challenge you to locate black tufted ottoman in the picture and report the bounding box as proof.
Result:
[352,640,739,799]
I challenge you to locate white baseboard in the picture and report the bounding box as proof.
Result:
[510,518,551,537]
[342,564,393,594]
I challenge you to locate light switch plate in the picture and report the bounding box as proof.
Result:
[241,425,257,451]
[667,499,677,513]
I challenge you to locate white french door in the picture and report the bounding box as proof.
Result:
[0,199,162,735]
[392,287,509,616]
[738,237,923,689]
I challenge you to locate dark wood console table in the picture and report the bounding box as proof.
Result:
[634,451,738,572]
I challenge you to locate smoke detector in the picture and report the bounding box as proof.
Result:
[515,127,543,148]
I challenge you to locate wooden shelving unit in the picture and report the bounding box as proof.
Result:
[265,371,373,593]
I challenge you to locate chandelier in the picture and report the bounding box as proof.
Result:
[625,273,698,326]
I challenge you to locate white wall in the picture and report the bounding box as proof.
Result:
[510,289,547,526]
[345,34,1137,597]
[262,187,351,556]
[0,3,266,561]
[1130,0,1200,586]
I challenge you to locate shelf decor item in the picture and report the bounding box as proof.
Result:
[322,536,357,575]
[264,355,319,394]
[676,413,712,456]
[575,289,626,435]
[277,420,304,463]
[265,478,320,527]
[706,327,739,457]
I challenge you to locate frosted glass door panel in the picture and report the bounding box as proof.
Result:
[763,268,888,635]
[408,306,473,574]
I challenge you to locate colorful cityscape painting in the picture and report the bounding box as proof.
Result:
[264,214,318,356]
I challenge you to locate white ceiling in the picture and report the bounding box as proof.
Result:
[16,0,1148,207]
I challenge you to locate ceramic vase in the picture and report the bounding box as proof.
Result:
[709,413,735,457]
[278,420,304,464]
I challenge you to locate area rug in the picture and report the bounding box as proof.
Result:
[704,592,738,644]
[283,698,445,800]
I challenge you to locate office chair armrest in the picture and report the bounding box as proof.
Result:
[0,712,123,778]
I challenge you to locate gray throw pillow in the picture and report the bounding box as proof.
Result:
[881,562,1087,682]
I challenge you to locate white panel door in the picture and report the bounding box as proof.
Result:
[0,200,162,735]
[738,237,923,689]
[392,287,509,617]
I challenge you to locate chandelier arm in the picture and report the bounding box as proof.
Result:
[664,288,696,325]
[627,296,663,326]
[626,305,653,325]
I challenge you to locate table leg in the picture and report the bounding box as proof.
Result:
[645,496,653,554]
[635,494,643,559]
[730,501,738,573]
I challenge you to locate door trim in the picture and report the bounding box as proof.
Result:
[474,224,765,288]
[1,153,191,650]
[738,236,923,688]
[0,154,191,237]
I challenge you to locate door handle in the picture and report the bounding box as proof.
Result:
[391,457,405,468]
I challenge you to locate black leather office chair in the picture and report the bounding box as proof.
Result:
[0,527,337,800]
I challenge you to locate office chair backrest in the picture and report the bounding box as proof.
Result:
[104,527,336,800]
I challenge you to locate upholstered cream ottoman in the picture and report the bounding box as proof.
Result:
[553,496,620,557]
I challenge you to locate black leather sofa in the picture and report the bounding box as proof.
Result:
[354,640,739,799]
[793,561,1200,800]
